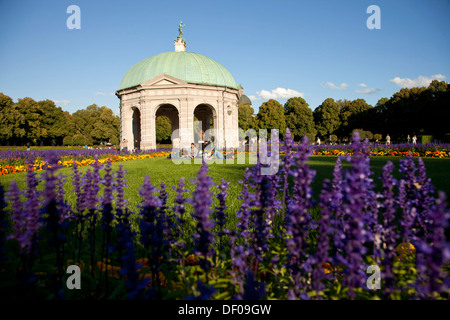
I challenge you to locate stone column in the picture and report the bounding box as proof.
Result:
[140,101,156,150]
[178,98,193,150]
[121,104,134,151]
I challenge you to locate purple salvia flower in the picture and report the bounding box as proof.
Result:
[186,280,217,300]
[119,218,149,299]
[241,270,266,300]
[90,156,102,210]
[82,169,95,211]
[415,191,450,299]
[214,178,230,252]
[173,177,187,217]
[189,162,215,272]
[284,136,316,298]
[114,164,128,212]
[282,127,294,208]
[236,167,252,240]
[42,151,61,208]
[138,175,162,248]
[158,181,171,242]
[101,158,115,248]
[397,155,430,243]
[172,177,188,252]
[0,185,8,263]
[379,161,399,296]
[56,173,72,222]
[138,175,167,296]
[71,160,85,214]
[311,179,336,299]
[319,157,346,264]
[230,168,253,296]
[41,151,67,295]
[414,158,436,237]
[22,159,42,252]
[331,157,344,210]
[265,172,282,227]
[6,181,27,252]
[337,132,377,299]
[102,158,114,206]
[247,161,272,265]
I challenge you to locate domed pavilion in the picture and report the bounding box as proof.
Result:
[116,23,243,151]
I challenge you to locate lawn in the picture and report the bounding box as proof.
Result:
[1,155,450,213]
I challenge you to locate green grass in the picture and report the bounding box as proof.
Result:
[1,156,450,213]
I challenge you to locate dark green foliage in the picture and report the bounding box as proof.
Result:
[0,93,120,147]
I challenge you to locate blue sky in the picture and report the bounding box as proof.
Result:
[0,0,449,115]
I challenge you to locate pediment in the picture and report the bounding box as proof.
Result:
[141,74,187,87]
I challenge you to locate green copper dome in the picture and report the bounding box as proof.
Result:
[118,51,239,91]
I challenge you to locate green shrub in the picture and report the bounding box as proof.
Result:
[62,136,73,146]
[421,135,433,144]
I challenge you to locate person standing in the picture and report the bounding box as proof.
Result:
[189,142,198,159]
[26,142,31,151]
[316,137,321,145]
[412,135,417,144]
[386,134,391,145]
[407,135,411,143]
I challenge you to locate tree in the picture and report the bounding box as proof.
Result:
[15,97,48,145]
[156,115,172,143]
[284,97,316,141]
[37,99,76,145]
[0,93,25,144]
[72,104,120,145]
[338,98,373,137]
[256,99,286,138]
[313,98,340,138]
[238,103,255,132]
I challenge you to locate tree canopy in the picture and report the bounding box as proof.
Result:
[284,97,316,140]
[0,93,120,146]
[313,98,340,138]
[255,99,286,138]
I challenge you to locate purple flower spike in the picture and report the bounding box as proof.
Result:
[0,185,8,263]
[214,178,230,251]
[285,135,316,295]
[189,162,215,271]
[415,191,450,299]
[6,181,28,252]
[115,164,128,212]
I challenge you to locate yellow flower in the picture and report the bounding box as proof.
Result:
[396,242,416,261]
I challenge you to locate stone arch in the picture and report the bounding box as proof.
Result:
[193,103,217,143]
[131,107,141,150]
[155,103,180,146]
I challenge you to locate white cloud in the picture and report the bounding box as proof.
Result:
[389,74,446,88]
[252,87,304,100]
[358,83,368,87]
[355,88,380,94]
[95,91,115,96]
[52,99,71,106]
[322,82,348,90]
[248,95,261,101]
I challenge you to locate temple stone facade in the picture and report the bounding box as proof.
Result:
[116,28,242,151]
